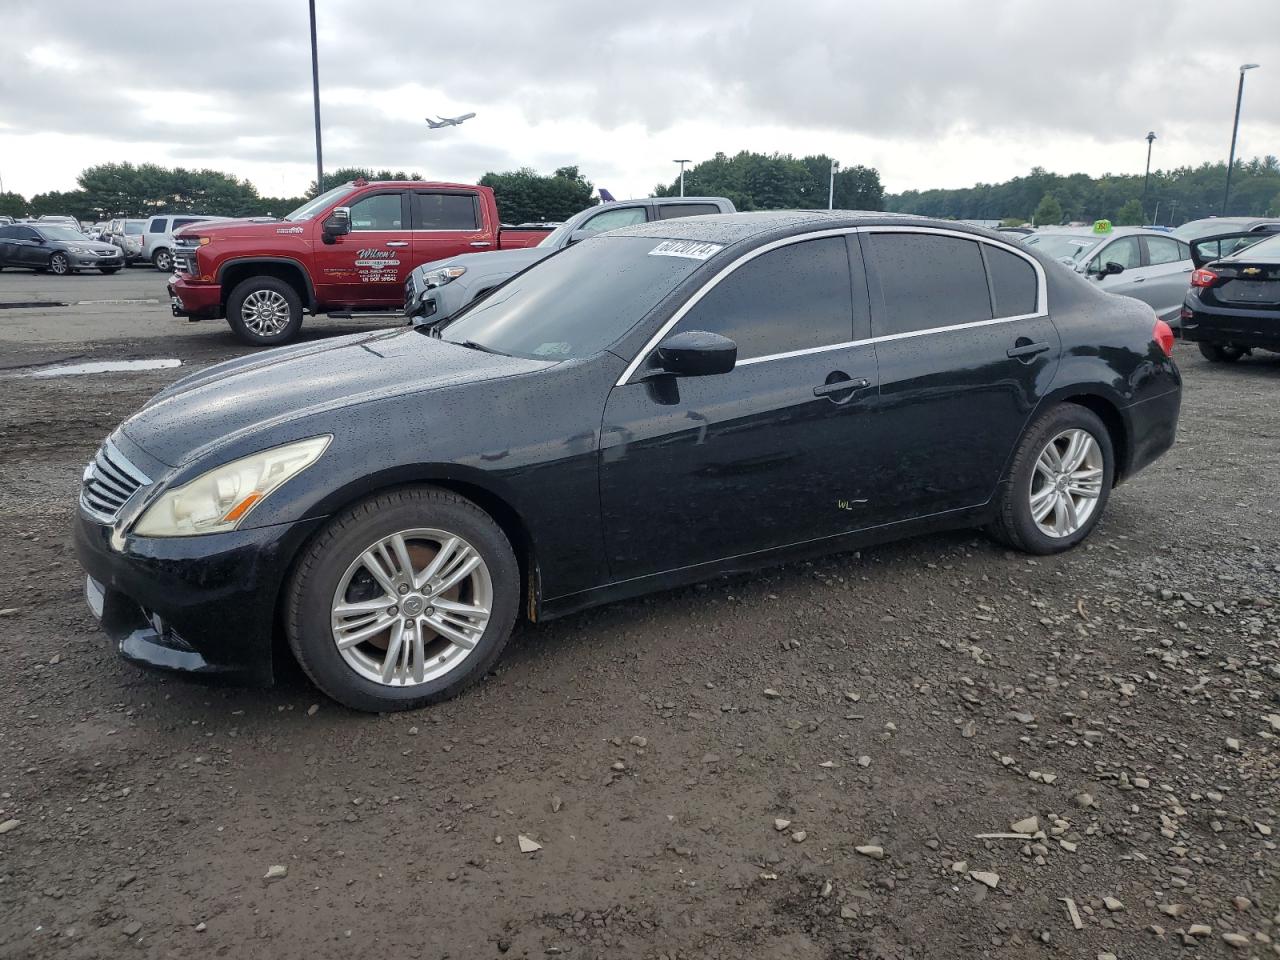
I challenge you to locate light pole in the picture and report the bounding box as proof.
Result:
[673,159,691,197]
[309,0,324,196]
[1152,200,1162,226]
[1141,131,1156,221]
[1168,199,1178,225]
[1222,63,1260,215]
[828,159,839,210]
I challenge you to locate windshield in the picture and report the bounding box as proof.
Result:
[38,226,89,242]
[439,235,711,360]
[284,184,354,222]
[536,218,578,249]
[1022,233,1101,263]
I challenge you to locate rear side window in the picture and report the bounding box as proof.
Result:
[148,219,167,233]
[0,226,14,239]
[984,245,1038,318]
[656,203,721,219]
[675,236,854,359]
[867,233,992,336]
[1145,236,1184,266]
[124,222,144,235]
[413,192,479,230]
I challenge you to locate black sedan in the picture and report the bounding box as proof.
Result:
[74,212,1182,712]
[1182,231,1280,361]
[0,223,124,274]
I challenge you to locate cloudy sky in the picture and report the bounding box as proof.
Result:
[2,0,1277,201]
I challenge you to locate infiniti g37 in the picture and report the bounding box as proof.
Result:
[74,212,1181,712]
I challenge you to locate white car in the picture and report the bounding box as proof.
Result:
[142,214,231,271]
[1022,226,1192,322]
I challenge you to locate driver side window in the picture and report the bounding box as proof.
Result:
[1089,236,1140,272]
[580,207,648,234]
[348,193,405,232]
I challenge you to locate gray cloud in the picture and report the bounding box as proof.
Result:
[1,0,1277,193]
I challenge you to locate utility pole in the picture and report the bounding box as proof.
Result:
[1152,200,1162,226]
[828,159,839,210]
[309,0,324,196]
[1142,131,1156,221]
[1223,63,1260,215]
[673,159,690,197]
[1168,199,1178,225]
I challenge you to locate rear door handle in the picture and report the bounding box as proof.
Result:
[469,241,492,248]
[813,377,871,397]
[386,241,409,248]
[1006,340,1050,359]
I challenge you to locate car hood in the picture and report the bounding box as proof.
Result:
[173,218,287,240]
[121,327,552,467]
[63,240,120,254]
[411,246,551,279]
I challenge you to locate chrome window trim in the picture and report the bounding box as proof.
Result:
[616,225,1049,385]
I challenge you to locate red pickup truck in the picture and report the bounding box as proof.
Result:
[168,179,549,346]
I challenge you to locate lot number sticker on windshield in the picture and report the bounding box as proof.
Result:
[648,240,723,260]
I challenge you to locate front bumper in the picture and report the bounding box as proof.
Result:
[74,509,325,685]
[75,254,124,269]
[167,276,223,320]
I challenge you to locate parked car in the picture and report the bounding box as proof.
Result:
[105,218,147,263]
[88,221,110,240]
[75,211,1180,711]
[1021,226,1192,322]
[36,215,81,227]
[1171,216,1280,242]
[0,223,124,274]
[1180,230,1280,361]
[405,196,736,325]
[0,215,13,226]
[167,179,554,346]
[142,214,232,272]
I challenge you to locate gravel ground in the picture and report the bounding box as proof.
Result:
[1,272,1277,959]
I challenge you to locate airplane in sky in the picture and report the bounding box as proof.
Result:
[425,112,476,129]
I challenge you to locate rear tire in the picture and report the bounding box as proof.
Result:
[226,276,304,346]
[1197,342,1244,363]
[989,404,1114,555]
[285,486,520,712]
[151,248,173,272]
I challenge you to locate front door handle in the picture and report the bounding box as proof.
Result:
[386,240,409,248]
[469,241,492,248]
[813,376,871,399]
[1007,339,1050,359]
[1132,275,1146,283]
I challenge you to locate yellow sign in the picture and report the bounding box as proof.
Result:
[1092,219,1112,234]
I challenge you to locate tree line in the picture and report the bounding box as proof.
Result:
[887,157,1280,226]
[652,151,885,211]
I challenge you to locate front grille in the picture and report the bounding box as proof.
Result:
[172,238,200,275]
[81,440,150,523]
[404,275,417,312]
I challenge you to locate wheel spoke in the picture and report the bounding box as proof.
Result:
[1061,431,1093,473]
[361,548,399,595]
[431,597,490,620]
[389,533,416,585]
[380,621,404,683]
[1057,491,1079,534]
[415,536,459,590]
[424,613,478,650]
[336,613,395,648]
[433,551,482,597]
[334,596,394,618]
[1031,488,1057,522]
[411,626,426,683]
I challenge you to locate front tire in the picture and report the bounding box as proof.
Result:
[285,486,520,712]
[49,253,70,276]
[226,276,303,346]
[989,404,1114,555]
[1198,342,1244,363]
[151,248,173,272]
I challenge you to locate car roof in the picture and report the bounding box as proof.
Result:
[606,209,951,245]
[1029,226,1168,238]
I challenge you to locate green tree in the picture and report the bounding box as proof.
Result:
[478,166,596,223]
[1033,193,1063,226]
[652,151,883,211]
[308,167,424,195]
[1267,191,1280,217]
[1114,199,1144,226]
[0,191,27,218]
[28,190,96,221]
[999,216,1027,227]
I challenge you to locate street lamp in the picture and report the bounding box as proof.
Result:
[828,159,839,210]
[1141,131,1156,222]
[673,159,691,198]
[309,0,324,196]
[1222,63,1260,215]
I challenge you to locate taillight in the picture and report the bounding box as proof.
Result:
[1153,318,1174,357]
[1190,268,1218,288]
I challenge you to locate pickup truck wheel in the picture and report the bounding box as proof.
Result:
[151,249,173,272]
[1197,342,1244,363]
[227,276,303,346]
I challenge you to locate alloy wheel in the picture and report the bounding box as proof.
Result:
[1028,428,1104,538]
[240,289,293,335]
[50,254,69,275]
[331,528,493,687]
[155,251,172,272]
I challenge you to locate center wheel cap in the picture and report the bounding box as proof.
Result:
[401,596,425,616]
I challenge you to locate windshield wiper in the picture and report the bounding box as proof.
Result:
[457,339,508,356]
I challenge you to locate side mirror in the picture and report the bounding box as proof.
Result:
[322,206,351,243]
[656,330,737,377]
[1102,261,1124,276]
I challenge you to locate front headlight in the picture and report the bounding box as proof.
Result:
[420,265,466,288]
[69,245,92,254]
[133,436,331,537]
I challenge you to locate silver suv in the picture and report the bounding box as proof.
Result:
[143,214,231,271]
